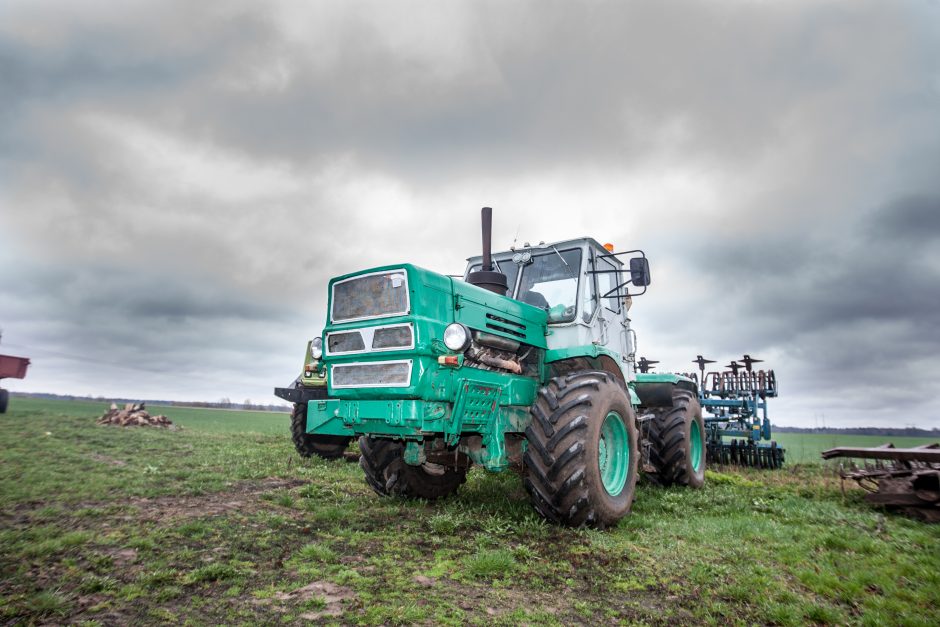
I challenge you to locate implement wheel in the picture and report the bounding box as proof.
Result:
[0,389,8,414]
[523,370,639,528]
[359,437,467,500]
[290,403,351,460]
[648,389,706,488]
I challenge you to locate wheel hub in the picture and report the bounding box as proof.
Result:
[690,419,703,472]
[598,411,629,496]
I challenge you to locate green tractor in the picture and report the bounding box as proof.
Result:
[275,208,704,527]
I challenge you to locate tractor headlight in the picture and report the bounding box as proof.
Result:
[443,323,471,352]
[310,337,323,359]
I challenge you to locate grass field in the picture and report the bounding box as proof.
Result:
[1,397,938,625]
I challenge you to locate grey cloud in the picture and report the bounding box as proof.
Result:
[5,2,936,178]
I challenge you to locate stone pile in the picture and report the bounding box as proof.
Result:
[97,402,177,429]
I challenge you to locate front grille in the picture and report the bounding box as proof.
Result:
[328,331,365,353]
[372,325,412,349]
[331,270,409,322]
[484,312,526,339]
[331,360,413,388]
[326,323,414,356]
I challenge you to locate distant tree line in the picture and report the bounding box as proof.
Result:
[774,426,939,438]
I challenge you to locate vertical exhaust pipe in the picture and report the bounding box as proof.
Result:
[467,207,509,295]
[481,206,493,271]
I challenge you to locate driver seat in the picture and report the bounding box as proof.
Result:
[521,290,550,310]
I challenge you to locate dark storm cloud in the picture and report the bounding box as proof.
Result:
[0,250,296,398]
[871,194,940,242]
[1,0,939,425]
[4,1,931,178]
[647,192,940,421]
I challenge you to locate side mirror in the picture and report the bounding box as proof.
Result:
[630,257,651,287]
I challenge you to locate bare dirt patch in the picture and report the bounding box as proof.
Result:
[254,580,355,620]
[120,477,308,523]
[2,477,308,529]
[87,452,127,467]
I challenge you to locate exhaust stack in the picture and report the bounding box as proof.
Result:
[467,207,509,295]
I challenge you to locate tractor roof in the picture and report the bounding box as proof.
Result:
[467,236,624,266]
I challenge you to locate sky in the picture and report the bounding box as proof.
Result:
[1,0,939,427]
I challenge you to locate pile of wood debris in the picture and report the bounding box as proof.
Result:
[97,402,177,429]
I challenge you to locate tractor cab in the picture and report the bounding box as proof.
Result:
[465,238,651,379]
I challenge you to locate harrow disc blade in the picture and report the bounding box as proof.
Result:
[706,441,786,469]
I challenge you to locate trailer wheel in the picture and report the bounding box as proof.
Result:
[647,389,706,488]
[358,436,467,500]
[290,403,351,460]
[0,389,8,414]
[523,370,639,528]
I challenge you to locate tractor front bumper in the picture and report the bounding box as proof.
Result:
[273,385,328,405]
[305,396,531,472]
[304,398,469,439]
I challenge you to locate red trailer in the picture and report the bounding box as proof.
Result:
[0,354,30,413]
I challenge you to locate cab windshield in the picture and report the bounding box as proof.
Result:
[517,249,581,323]
[467,248,582,323]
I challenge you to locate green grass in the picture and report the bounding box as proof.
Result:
[1,397,938,625]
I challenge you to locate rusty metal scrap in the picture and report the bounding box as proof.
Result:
[823,443,940,523]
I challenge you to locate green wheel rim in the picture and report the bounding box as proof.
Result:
[598,411,629,496]
[690,419,703,472]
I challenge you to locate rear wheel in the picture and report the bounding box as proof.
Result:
[359,437,468,500]
[523,371,639,528]
[648,389,706,488]
[0,389,8,414]
[290,402,351,460]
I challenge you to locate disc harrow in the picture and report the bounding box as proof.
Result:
[681,354,783,469]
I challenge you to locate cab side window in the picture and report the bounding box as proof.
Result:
[582,253,597,323]
[597,256,621,314]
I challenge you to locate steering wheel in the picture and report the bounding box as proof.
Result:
[547,304,576,322]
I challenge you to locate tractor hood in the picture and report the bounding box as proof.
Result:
[451,279,547,349]
[321,264,546,399]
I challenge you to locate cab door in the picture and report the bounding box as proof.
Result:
[594,253,630,359]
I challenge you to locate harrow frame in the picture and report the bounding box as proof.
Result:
[679,355,784,468]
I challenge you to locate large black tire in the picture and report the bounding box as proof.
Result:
[0,389,8,414]
[523,371,639,528]
[290,403,351,460]
[647,389,706,488]
[358,436,468,500]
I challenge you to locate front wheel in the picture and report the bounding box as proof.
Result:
[647,389,706,488]
[0,389,8,414]
[290,403,351,460]
[358,437,468,500]
[523,371,639,528]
